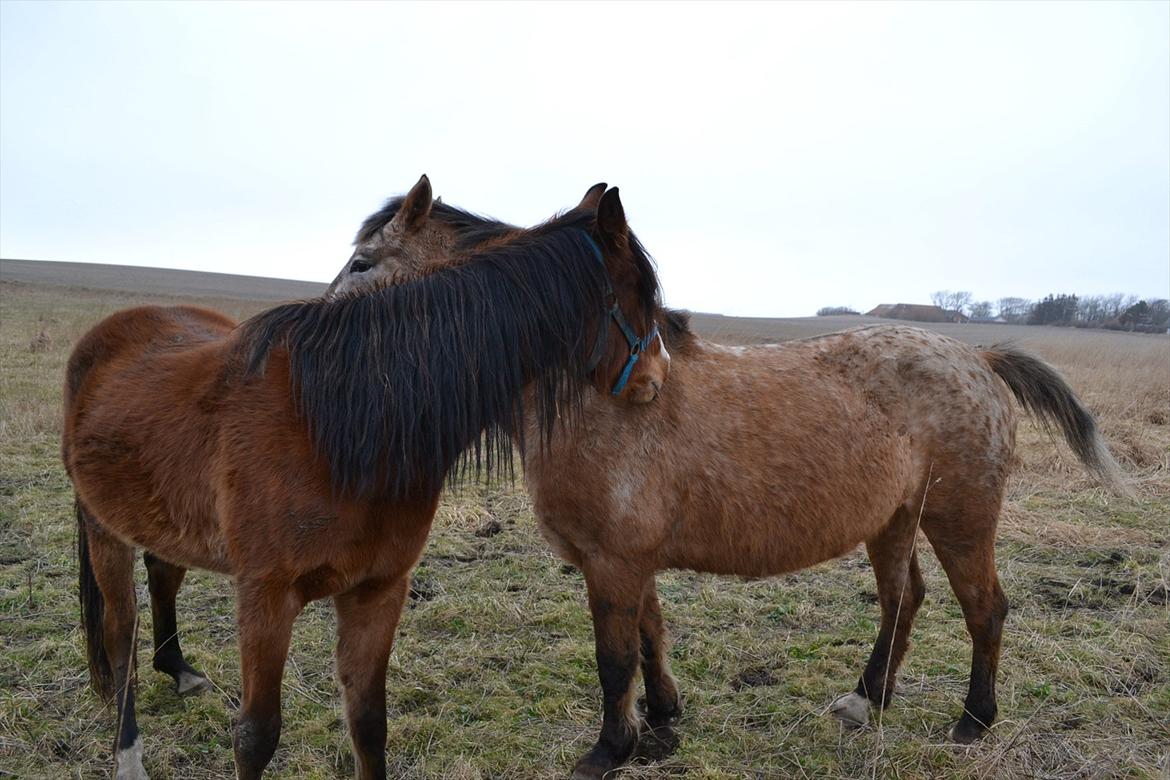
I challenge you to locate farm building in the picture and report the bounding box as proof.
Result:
[866,303,969,323]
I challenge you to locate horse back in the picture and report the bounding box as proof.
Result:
[64,306,236,405]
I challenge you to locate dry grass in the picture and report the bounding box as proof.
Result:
[1,277,1167,779]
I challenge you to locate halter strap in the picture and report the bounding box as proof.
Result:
[579,231,659,396]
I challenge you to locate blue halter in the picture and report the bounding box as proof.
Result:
[580,231,660,396]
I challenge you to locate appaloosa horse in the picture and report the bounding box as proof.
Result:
[329,184,1129,779]
[63,176,668,780]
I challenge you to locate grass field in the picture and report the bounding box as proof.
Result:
[1,269,1168,779]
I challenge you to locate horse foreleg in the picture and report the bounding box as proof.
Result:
[638,576,681,727]
[333,575,410,780]
[571,562,649,780]
[233,578,301,780]
[144,552,210,696]
[85,518,148,780]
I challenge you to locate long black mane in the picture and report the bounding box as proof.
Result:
[235,212,618,500]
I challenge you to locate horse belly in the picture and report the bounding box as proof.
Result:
[664,425,914,577]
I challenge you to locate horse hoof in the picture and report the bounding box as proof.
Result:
[571,742,631,780]
[570,762,609,780]
[634,722,680,762]
[829,692,870,728]
[950,718,988,744]
[176,671,212,696]
[115,737,149,780]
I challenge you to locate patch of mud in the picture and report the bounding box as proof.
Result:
[474,518,503,538]
[731,666,778,691]
[408,576,438,603]
[1032,574,1141,609]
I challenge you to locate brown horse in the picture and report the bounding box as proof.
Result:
[63,176,668,780]
[329,187,1130,779]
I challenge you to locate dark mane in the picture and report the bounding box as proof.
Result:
[661,308,696,352]
[235,220,616,500]
[356,197,516,250]
[358,195,662,315]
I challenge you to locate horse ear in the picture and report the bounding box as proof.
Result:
[596,187,628,248]
[576,182,606,211]
[390,174,433,233]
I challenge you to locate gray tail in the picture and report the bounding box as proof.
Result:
[981,345,1131,497]
[77,496,114,699]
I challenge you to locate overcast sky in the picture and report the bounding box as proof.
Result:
[2,1,1167,317]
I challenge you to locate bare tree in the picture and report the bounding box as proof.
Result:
[996,297,1031,323]
[931,290,973,315]
[1100,293,1139,320]
[969,301,993,320]
[950,291,973,315]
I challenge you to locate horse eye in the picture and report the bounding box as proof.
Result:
[349,259,373,274]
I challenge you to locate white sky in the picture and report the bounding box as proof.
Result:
[2,1,1167,316]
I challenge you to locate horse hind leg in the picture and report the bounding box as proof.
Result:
[831,506,926,729]
[922,511,1009,743]
[634,576,682,761]
[79,505,149,779]
[639,576,681,727]
[143,552,211,696]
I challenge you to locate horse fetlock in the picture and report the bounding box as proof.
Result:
[115,736,148,780]
[829,692,871,729]
[641,690,684,728]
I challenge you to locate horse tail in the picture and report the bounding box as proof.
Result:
[77,496,114,699]
[981,344,1132,497]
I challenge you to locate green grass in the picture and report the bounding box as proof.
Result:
[1,279,1167,778]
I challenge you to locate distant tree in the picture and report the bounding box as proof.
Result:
[1101,293,1138,320]
[929,290,974,315]
[1076,295,1107,324]
[950,291,973,315]
[969,301,994,320]
[1147,299,1170,330]
[816,306,860,316]
[996,297,1031,323]
[1029,293,1079,325]
[1119,300,1151,330]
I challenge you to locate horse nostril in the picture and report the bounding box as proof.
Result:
[349,259,373,274]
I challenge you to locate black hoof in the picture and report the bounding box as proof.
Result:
[633,722,680,762]
[950,716,990,744]
[570,756,616,780]
[571,738,636,780]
